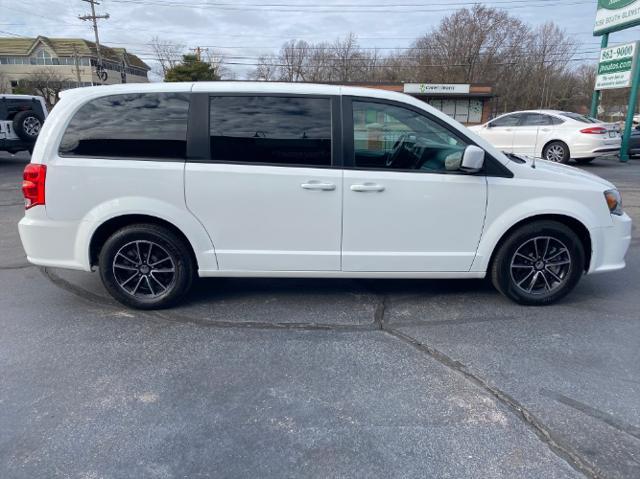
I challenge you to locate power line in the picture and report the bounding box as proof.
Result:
[108,0,592,12]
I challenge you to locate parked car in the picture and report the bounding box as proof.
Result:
[628,125,640,158]
[19,83,631,309]
[468,110,621,164]
[0,94,48,154]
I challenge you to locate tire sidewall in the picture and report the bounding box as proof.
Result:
[543,141,570,164]
[13,111,43,142]
[493,221,584,305]
[99,225,194,309]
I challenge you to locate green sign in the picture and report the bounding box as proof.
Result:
[594,0,640,35]
[595,42,638,89]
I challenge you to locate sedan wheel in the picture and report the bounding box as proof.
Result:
[543,141,570,164]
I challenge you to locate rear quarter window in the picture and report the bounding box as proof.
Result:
[58,92,190,159]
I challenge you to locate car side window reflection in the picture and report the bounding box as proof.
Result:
[520,114,552,126]
[489,114,522,127]
[352,101,468,172]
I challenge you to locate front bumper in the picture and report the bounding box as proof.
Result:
[588,212,632,274]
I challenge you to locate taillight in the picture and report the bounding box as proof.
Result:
[580,127,607,134]
[22,163,46,209]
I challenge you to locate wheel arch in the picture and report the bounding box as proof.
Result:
[89,214,199,270]
[487,214,592,273]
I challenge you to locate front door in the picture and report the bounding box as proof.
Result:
[511,113,555,157]
[185,94,342,271]
[341,99,487,272]
[481,113,524,152]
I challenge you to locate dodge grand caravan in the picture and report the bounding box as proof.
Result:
[18,82,632,309]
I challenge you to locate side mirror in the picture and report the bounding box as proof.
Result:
[460,145,485,173]
[485,122,493,128]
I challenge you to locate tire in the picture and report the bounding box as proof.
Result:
[574,157,595,164]
[491,221,585,305]
[13,110,43,142]
[542,141,570,164]
[98,224,195,309]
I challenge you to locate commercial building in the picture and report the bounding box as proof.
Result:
[355,82,494,125]
[0,36,150,93]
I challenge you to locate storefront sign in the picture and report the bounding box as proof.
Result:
[595,41,638,90]
[594,0,640,35]
[403,83,470,95]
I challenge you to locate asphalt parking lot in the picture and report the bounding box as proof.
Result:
[1,152,639,479]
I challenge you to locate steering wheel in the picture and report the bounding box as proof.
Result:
[385,134,408,168]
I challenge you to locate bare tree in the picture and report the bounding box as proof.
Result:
[0,71,10,94]
[16,68,66,108]
[204,50,232,80]
[278,40,310,81]
[250,55,278,81]
[332,33,365,82]
[150,36,185,79]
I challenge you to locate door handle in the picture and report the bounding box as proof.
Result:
[301,181,336,191]
[350,183,385,192]
[540,128,551,132]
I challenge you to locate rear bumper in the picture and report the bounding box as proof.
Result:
[18,207,90,271]
[588,213,632,274]
[571,138,621,159]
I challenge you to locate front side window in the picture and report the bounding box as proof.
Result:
[489,114,522,127]
[352,101,468,172]
[210,96,332,167]
[59,93,190,159]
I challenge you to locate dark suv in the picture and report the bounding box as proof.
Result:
[0,95,48,154]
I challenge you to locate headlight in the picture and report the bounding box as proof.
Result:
[604,189,623,216]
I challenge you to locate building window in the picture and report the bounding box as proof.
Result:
[426,98,484,124]
[32,47,55,65]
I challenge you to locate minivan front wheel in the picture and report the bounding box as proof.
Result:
[491,221,585,305]
[99,224,194,309]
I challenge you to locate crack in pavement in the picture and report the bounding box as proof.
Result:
[378,327,604,479]
[540,388,640,442]
[39,265,605,478]
[40,267,377,332]
[0,263,34,271]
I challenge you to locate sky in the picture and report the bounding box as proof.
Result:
[2,0,640,80]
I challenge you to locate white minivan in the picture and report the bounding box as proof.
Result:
[19,82,632,309]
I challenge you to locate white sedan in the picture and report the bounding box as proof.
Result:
[468,110,621,164]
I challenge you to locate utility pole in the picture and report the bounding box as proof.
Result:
[189,46,208,61]
[79,0,109,84]
[71,45,82,85]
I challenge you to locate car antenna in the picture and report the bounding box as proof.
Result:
[531,126,539,169]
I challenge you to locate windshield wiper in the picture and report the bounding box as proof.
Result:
[503,152,527,164]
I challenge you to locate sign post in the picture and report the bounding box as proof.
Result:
[591,0,640,162]
[621,55,640,161]
[589,33,609,118]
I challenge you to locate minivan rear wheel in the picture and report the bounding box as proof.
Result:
[491,221,585,305]
[98,224,194,309]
